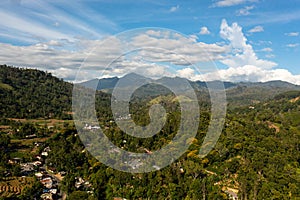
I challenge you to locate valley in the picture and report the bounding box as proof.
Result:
[0,65,300,199]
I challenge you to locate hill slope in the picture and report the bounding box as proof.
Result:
[0,65,72,119]
[80,74,300,108]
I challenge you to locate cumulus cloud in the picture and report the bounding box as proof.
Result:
[176,68,196,79]
[248,25,264,33]
[1,19,299,85]
[220,19,276,69]
[0,29,227,82]
[199,27,211,35]
[0,37,125,82]
[285,32,299,37]
[47,40,63,46]
[202,65,300,85]
[130,30,227,65]
[200,19,300,85]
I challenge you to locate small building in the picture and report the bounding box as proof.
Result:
[25,134,36,138]
[41,152,48,157]
[75,177,85,189]
[49,189,57,194]
[35,172,43,179]
[20,163,35,173]
[41,193,53,200]
[33,161,42,166]
[11,157,22,164]
[41,177,53,189]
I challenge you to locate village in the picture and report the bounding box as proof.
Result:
[5,144,92,200]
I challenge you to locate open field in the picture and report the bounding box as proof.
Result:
[7,118,73,127]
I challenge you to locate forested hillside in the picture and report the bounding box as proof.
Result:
[1,64,298,119]
[39,89,300,199]
[0,65,72,119]
[80,73,300,109]
[0,65,299,199]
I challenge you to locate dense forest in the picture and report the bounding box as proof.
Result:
[0,65,300,199]
[43,90,300,199]
[1,64,299,118]
[0,65,72,119]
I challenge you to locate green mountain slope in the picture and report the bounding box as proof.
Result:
[80,74,300,109]
[0,65,299,199]
[44,88,300,199]
[0,65,73,119]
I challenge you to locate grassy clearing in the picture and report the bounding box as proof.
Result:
[7,118,73,126]
[0,82,13,90]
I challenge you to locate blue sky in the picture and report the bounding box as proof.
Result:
[0,0,300,84]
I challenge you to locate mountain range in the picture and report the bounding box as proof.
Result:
[1,64,300,119]
[80,72,300,90]
[79,72,300,107]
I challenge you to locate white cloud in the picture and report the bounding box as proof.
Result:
[261,47,273,52]
[220,19,276,70]
[0,37,124,82]
[248,25,264,33]
[0,0,115,44]
[220,20,246,49]
[250,40,272,46]
[236,5,254,16]
[212,0,257,7]
[201,65,300,85]
[199,26,211,35]
[0,11,72,41]
[200,19,300,85]
[1,19,299,85]
[130,30,227,65]
[265,54,275,58]
[189,34,199,42]
[285,32,299,37]
[47,40,63,46]
[176,68,195,79]
[50,67,77,81]
[159,20,300,85]
[286,43,299,48]
[169,5,179,12]
[0,30,227,82]
[0,42,82,68]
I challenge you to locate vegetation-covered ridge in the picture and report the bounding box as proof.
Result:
[1,64,300,120]
[0,65,300,199]
[0,65,72,119]
[45,90,300,199]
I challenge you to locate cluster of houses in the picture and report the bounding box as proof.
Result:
[35,146,62,200]
[9,143,98,200]
[74,177,92,191]
[36,173,59,200]
[9,145,64,200]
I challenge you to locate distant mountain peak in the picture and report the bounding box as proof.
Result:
[122,72,149,80]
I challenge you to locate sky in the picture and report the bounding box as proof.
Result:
[0,0,300,84]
